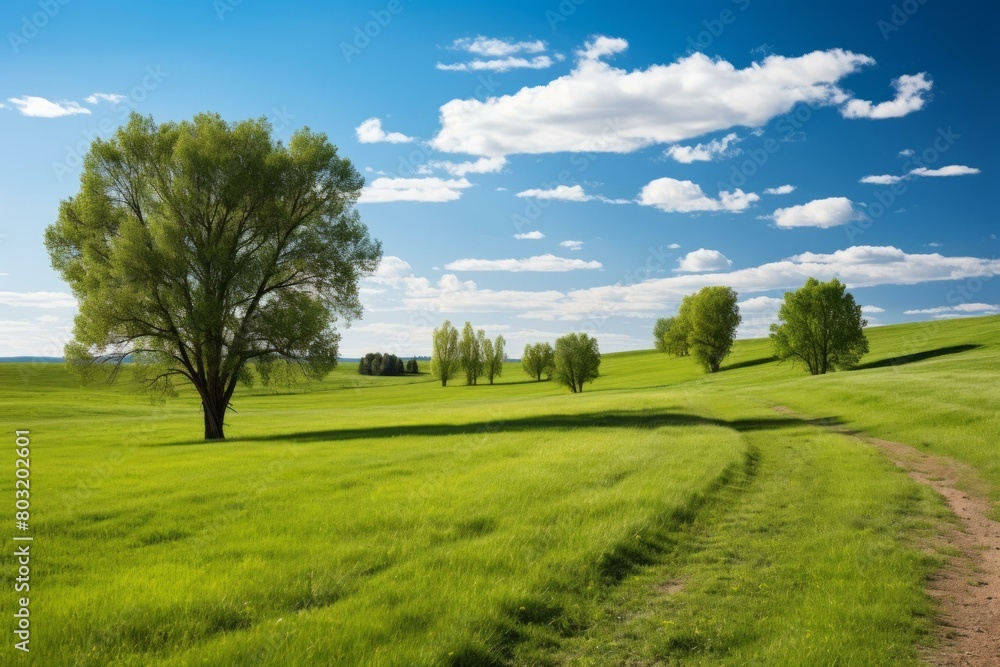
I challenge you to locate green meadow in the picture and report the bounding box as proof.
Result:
[2,314,998,665]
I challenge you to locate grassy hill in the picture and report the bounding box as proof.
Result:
[2,315,996,665]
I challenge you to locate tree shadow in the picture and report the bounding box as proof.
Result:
[159,408,844,447]
[853,344,981,370]
[722,356,776,371]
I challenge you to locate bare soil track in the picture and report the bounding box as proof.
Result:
[772,405,1000,666]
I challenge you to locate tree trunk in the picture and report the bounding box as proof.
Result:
[202,396,226,440]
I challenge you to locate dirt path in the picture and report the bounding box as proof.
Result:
[772,405,1000,666]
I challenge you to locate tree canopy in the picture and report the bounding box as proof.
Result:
[44,112,380,440]
[654,313,691,357]
[553,333,601,393]
[687,287,741,372]
[770,277,869,375]
[483,334,506,385]
[430,320,460,386]
[459,322,485,385]
[521,342,555,381]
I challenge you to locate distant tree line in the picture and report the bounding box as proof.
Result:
[430,321,506,386]
[358,353,419,376]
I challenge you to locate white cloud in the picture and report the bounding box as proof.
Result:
[576,35,629,61]
[0,319,73,357]
[676,248,733,273]
[439,36,554,72]
[769,197,861,228]
[763,184,796,195]
[36,314,62,322]
[665,132,742,163]
[451,36,547,57]
[444,254,602,272]
[560,240,584,251]
[899,148,915,157]
[431,45,877,156]
[355,117,413,144]
[904,303,999,315]
[841,73,932,119]
[437,56,554,73]
[0,291,77,308]
[638,178,759,213]
[668,243,681,249]
[861,164,980,185]
[514,231,545,240]
[358,177,473,203]
[83,93,126,105]
[909,165,980,177]
[367,246,1000,322]
[420,156,507,177]
[860,174,903,185]
[737,295,785,338]
[6,96,90,118]
[861,305,885,314]
[515,184,629,204]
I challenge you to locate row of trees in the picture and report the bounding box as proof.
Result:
[357,353,419,376]
[430,321,506,386]
[520,336,602,392]
[654,278,868,376]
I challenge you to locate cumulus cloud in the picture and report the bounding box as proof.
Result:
[737,295,785,338]
[83,93,126,105]
[355,117,413,144]
[861,305,885,314]
[638,178,759,213]
[0,291,77,308]
[420,156,506,177]
[444,254,602,272]
[515,184,629,204]
[367,246,1000,322]
[899,148,915,157]
[438,36,555,72]
[769,196,861,228]
[665,132,742,163]
[514,230,545,240]
[668,243,681,249]
[841,73,932,119]
[359,177,473,203]
[560,240,584,251]
[763,184,796,195]
[675,248,733,273]
[903,303,999,317]
[431,45,877,156]
[860,164,980,184]
[6,96,90,118]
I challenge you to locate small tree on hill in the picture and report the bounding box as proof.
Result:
[770,277,869,375]
[553,333,601,393]
[406,358,419,374]
[654,313,691,357]
[459,322,485,385]
[483,334,506,384]
[430,320,460,386]
[688,286,741,372]
[521,342,554,381]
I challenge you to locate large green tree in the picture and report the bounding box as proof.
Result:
[770,277,869,375]
[521,342,554,381]
[45,113,380,440]
[483,334,506,385]
[459,322,485,385]
[553,333,601,393]
[687,286,741,373]
[430,320,460,387]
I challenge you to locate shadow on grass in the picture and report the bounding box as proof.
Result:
[853,344,981,370]
[162,408,844,446]
[722,356,777,371]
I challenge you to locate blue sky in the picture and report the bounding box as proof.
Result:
[1,0,997,358]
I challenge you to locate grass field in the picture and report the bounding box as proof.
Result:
[2,314,997,665]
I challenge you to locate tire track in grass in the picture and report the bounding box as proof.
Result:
[772,405,1000,667]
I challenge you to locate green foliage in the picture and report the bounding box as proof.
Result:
[770,277,869,375]
[44,112,380,439]
[459,322,486,385]
[553,332,601,393]
[687,286,741,372]
[655,312,692,357]
[521,342,555,381]
[405,357,419,374]
[483,334,506,385]
[358,352,406,376]
[430,320,460,386]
